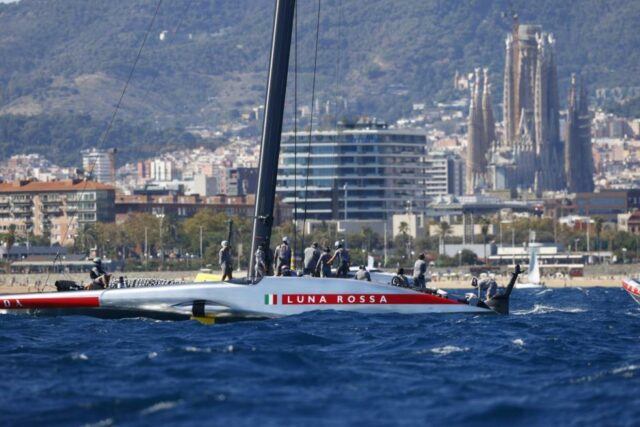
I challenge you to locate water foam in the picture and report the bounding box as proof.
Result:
[140,400,182,415]
[513,304,587,315]
[430,345,470,356]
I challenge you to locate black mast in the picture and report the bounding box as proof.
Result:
[249,0,296,280]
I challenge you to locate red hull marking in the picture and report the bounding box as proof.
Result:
[1,296,100,309]
[623,281,640,295]
[280,294,462,305]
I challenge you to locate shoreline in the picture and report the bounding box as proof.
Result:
[0,271,628,294]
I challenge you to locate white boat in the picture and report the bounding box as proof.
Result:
[0,0,523,320]
[515,246,545,289]
[622,278,640,305]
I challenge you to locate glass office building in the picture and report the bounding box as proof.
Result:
[277,122,428,220]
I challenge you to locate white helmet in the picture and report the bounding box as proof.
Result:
[282,236,288,243]
[334,240,341,248]
[489,273,496,280]
[221,240,229,247]
[479,272,488,279]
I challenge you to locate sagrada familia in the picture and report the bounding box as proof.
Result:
[466,19,594,195]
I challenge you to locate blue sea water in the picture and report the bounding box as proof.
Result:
[2,287,640,427]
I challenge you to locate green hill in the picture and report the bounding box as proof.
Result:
[0,0,639,131]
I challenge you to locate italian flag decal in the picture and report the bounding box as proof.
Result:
[264,294,278,305]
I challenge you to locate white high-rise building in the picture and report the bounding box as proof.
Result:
[277,119,428,221]
[82,148,116,184]
[424,150,465,198]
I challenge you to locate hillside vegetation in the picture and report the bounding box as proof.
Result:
[0,0,638,134]
[0,113,206,166]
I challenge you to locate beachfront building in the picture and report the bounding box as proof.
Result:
[276,119,428,222]
[0,180,115,245]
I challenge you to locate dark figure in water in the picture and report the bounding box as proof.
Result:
[219,240,233,281]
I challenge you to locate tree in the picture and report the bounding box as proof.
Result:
[460,249,478,265]
[479,217,490,263]
[398,221,409,235]
[437,221,452,255]
[595,216,605,255]
[5,224,15,252]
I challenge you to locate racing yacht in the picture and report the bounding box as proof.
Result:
[515,246,545,289]
[622,278,640,305]
[0,0,522,321]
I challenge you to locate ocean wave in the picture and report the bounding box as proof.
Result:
[70,352,89,361]
[430,345,470,355]
[612,365,640,377]
[140,400,182,416]
[81,418,114,427]
[512,304,587,315]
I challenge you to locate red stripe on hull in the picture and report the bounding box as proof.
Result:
[280,293,462,305]
[623,280,640,296]
[0,296,100,309]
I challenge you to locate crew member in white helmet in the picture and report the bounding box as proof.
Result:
[329,240,351,277]
[472,272,499,299]
[274,236,291,276]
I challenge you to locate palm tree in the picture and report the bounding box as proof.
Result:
[437,221,452,255]
[595,216,604,260]
[398,221,409,235]
[479,217,490,263]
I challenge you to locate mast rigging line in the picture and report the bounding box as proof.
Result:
[300,0,322,253]
[43,0,163,289]
[293,2,298,268]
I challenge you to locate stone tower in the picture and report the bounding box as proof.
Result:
[565,74,594,193]
[493,20,565,192]
[466,69,484,194]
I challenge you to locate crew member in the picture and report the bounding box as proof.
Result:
[413,253,427,288]
[87,257,109,290]
[316,247,332,278]
[355,265,371,282]
[473,272,499,299]
[274,236,291,276]
[255,243,267,278]
[329,241,351,277]
[303,242,321,276]
[392,267,410,287]
[265,245,274,276]
[219,240,233,281]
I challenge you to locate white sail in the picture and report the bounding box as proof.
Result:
[528,247,541,285]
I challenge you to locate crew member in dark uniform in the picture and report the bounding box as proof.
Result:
[303,242,321,276]
[87,257,109,289]
[219,240,233,281]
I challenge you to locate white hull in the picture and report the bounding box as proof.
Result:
[515,282,545,289]
[0,276,492,319]
[622,278,640,305]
